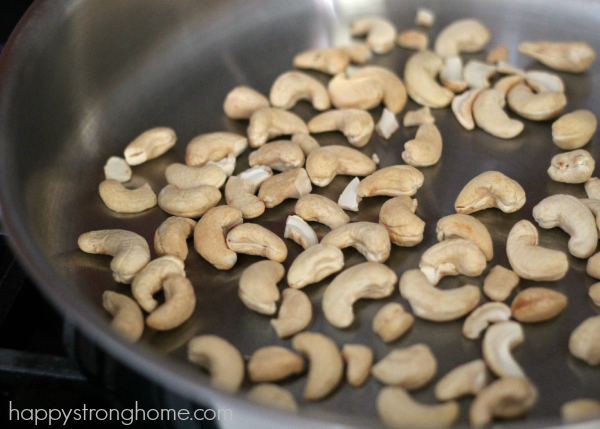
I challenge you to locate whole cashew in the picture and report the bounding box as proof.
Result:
[284,215,318,249]
[472,89,524,139]
[371,344,437,389]
[184,132,248,166]
[247,384,298,414]
[507,83,566,121]
[225,176,265,219]
[483,265,520,301]
[518,41,596,73]
[165,163,227,189]
[327,73,384,110]
[451,88,482,131]
[569,315,600,366]
[258,168,312,208]
[247,108,308,148]
[372,302,414,342]
[403,106,435,127]
[248,140,305,172]
[349,17,397,54]
[287,244,344,289]
[223,85,270,120]
[306,145,376,187]
[146,275,196,330]
[436,214,493,261]
[405,51,454,108]
[124,127,176,166]
[434,360,488,401]
[419,238,487,285]
[131,255,186,312]
[547,149,595,184]
[463,302,512,339]
[455,171,526,214]
[293,47,350,75]
[158,185,221,218]
[226,223,288,262]
[352,66,408,114]
[341,344,373,387]
[552,110,597,150]
[102,291,144,342]
[357,165,424,198]
[193,205,243,270]
[308,109,374,148]
[483,321,525,377]
[270,288,312,338]
[294,194,349,230]
[247,346,305,382]
[434,19,490,57]
[379,196,425,247]
[238,260,284,315]
[104,156,132,182]
[321,222,391,263]
[270,71,330,111]
[511,287,567,323]
[99,180,157,213]
[401,123,442,167]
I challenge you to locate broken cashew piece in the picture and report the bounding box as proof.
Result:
[371,344,437,389]
[358,165,424,198]
[403,106,435,127]
[507,83,566,121]
[397,30,428,51]
[372,302,414,343]
[258,168,312,208]
[248,140,305,172]
[104,156,132,182]
[287,244,344,289]
[131,255,185,312]
[270,288,312,338]
[435,360,488,401]
[518,41,596,73]
[146,275,196,331]
[103,291,144,342]
[247,108,308,148]
[483,321,525,377]
[483,265,520,301]
[415,8,435,27]
[379,196,425,247]
[352,66,408,114]
[402,123,442,167]
[440,56,467,93]
[227,223,288,262]
[184,132,247,167]
[455,171,526,214]
[187,335,244,393]
[327,73,384,110]
[511,287,567,323]
[294,194,349,230]
[154,216,197,261]
[419,238,487,285]
[225,176,265,219]
[341,344,373,387]
[405,50,454,108]
[284,215,318,249]
[464,60,496,89]
[569,315,600,366]
[270,71,330,111]
[472,89,524,138]
[338,177,361,212]
[247,384,298,413]
[165,163,227,189]
[548,149,595,184]
[223,86,270,120]
[194,205,243,270]
[321,222,391,263]
[451,88,482,130]
[375,108,399,140]
[436,213,493,261]
[552,110,597,150]
[124,127,176,166]
[561,399,600,423]
[293,47,350,75]
[434,19,490,57]
[239,260,284,315]
[349,17,396,54]
[99,179,157,213]
[247,346,305,382]
[486,45,508,63]
[463,302,512,340]
[306,145,376,187]
[308,109,374,148]
[207,154,236,176]
[158,184,221,218]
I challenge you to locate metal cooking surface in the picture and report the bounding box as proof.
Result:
[1,0,600,427]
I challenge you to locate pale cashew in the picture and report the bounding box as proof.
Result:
[511,287,567,323]
[434,19,490,57]
[507,220,569,281]
[258,168,312,208]
[463,60,497,89]
[415,8,435,27]
[78,230,151,284]
[238,164,272,187]
[247,108,308,148]
[284,215,318,249]
[349,17,396,54]
[341,44,371,64]
[238,260,284,315]
[287,244,344,289]
[377,387,459,429]
[469,376,538,428]
[165,163,227,189]
[440,56,467,93]
[104,156,132,182]
[321,222,391,263]
[507,83,567,121]
[154,217,195,264]
[419,238,487,285]
[131,255,185,312]
[584,198,600,234]
[403,106,435,127]
[483,265,520,301]
[295,194,349,229]
[436,213,493,261]
[357,165,424,198]
[375,108,399,140]
[327,73,384,110]
[270,288,312,338]
[306,145,376,187]
[157,185,221,218]
[308,109,374,148]
[379,196,425,247]
[561,399,600,423]
[404,51,454,108]
[463,302,512,340]
[486,45,508,63]
[483,321,525,377]
[472,89,524,139]
[451,88,482,130]
[586,177,600,199]
[99,179,157,213]
[225,176,265,219]
[207,153,236,176]
[322,262,396,328]
[247,384,298,414]
[493,74,525,97]
[291,133,320,156]
[548,149,595,184]
[569,315,600,366]
[590,283,600,305]
[146,275,196,330]
[102,291,144,342]
[248,140,305,172]
[526,70,564,93]
[533,194,598,258]
[397,30,428,51]
[518,41,596,73]
[185,132,247,166]
[341,344,373,387]
[194,205,243,270]
[372,302,414,342]
[400,269,481,321]
[269,71,330,111]
[226,223,288,262]
[371,344,437,389]
[293,48,350,75]
[124,127,176,166]
[223,85,270,120]
[402,123,442,167]
[434,360,487,401]
[553,110,597,150]
[352,66,408,114]
[338,177,361,212]
[455,171,526,214]
[291,332,343,400]
[187,335,244,393]
[247,346,305,382]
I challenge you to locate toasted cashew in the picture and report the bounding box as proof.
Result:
[349,17,396,54]
[248,346,305,382]
[569,315,600,366]
[165,163,227,189]
[225,176,265,219]
[518,41,596,73]
[397,30,428,51]
[227,223,287,262]
[284,215,318,249]
[295,194,349,230]
[99,180,157,213]
[358,165,424,198]
[308,109,374,148]
[455,171,526,214]
[207,154,236,176]
[352,66,407,114]
[124,127,176,166]
[270,288,312,338]
[341,344,373,387]
[158,185,221,218]
[291,133,320,156]
[405,51,454,108]
[434,19,490,57]
[187,335,244,393]
[247,384,298,413]
[327,73,384,110]
[373,302,414,342]
[493,74,525,96]
[104,156,132,182]
[561,399,600,423]
[293,48,350,75]
[185,132,247,166]
[483,321,525,377]
[526,70,564,93]
[372,344,437,389]
[483,265,520,301]
[239,260,284,315]
[437,214,493,261]
[440,56,467,93]
[247,108,308,148]
[322,262,397,328]
[451,88,482,130]
[194,205,243,270]
[258,168,312,208]
[511,287,567,323]
[223,86,270,120]
[287,244,344,289]
[419,238,487,285]
[553,110,597,150]
[248,140,305,172]
[146,275,195,330]
[338,177,361,212]
[486,45,508,63]
[379,196,425,247]
[270,71,330,111]
[292,332,343,400]
[435,360,487,401]
[402,123,442,167]
[586,177,600,199]
[403,106,435,127]
[507,83,566,121]
[131,255,185,312]
[103,291,144,342]
[470,376,538,428]
[377,387,459,429]
[463,60,496,89]
[78,230,151,284]
[472,89,524,138]
[463,302,512,339]
[400,269,481,321]
[533,194,597,258]
[321,222,391,263]
[548,149,595,184]
[306,145,376,187]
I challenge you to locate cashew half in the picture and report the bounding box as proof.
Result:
[455,171,526,214]
[248,346,305,382]
[294,194,349,230]
[440,56,467,93]
[239,260,284,315]
[352,66,408,114]
[511,287,567,323]
[227,223,288,262]
[402,123,442,167]
[103,291,144,342]
[518,41,596,73]
[507,83,566,121]
[561,399,600,423]
[463,302,512,340]
[371,344,437,389]
[247,108,308,148]
[225,176,265,219]
[284,215,318,249]
[165,163,227,189]
[403,106,435,127]
[552,110,597,150]
[306,145,376,187]
[437,214,493,261]
[223,85,270,120]
[483,265,520,301]
[357,165,424,198]
[434,19,490,57]
[287,244,344,289]
[104,156,132,182]
[451,88,482,130]
[258,168,312,208]
[271,288,312,338]
[78,230,151,284]
[124,127,176,166]
[187,335,244,393]
[185,132,248,166]
[341,344,373,387]
[327,73,384,110]
[146,275,196,330]
[193,205,243,270]
[248,140,305,172]
[472,89,524,139]
[99,179,157,213]
[379,196,425,247]
[372,302,414,342]
[158,185,221,218]
[483,321,525,377]
[247,384,298,413]
[397,30,428,51]
[321,222,391,263]
[419,238,487,285]
[308,109,374,148]
[322,262,396,328]
[131,255,186,312]
[293,47,350,75]
[435,360,488,401]
[405,51,454,108]
[569,315,600,366]
[548,149,596,184]
[350,17,396,54]
[270,71,330,111]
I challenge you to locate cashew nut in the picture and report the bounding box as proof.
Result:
[341,44,371,64]
[400,269,481,321]
[586,177,600,199]
[483,265,520,301]
[248,140,305,172]
[357,165,424,198]
[295,194,349,230]
[338,177,361,212]
[561,399,600,423]
[405,51,454,108]
[284,215,318,249]
[434,19,490,57]
[463,60,497,89]
[287,244,344,289]
[486,45,508,63]
[131,255,186,312]
[590,282,600,305]
[451,88,482,130]
[526,70,565,93]
[247,108,308,148]
[226,223,288,262]
[379,196,425,247]
[372,302,414,342]
[104,156,132,182]
[455,171,526,214]
[548,149,596,184]
[507,220,569,281]
[518,41,596,73]
[397,30,428,51]
[496,60,526,76]
[352,66,408,114]
[146,275,196,330]
[247,384,298,413]
[434,360,488,401]
[193,205,243,270]
[569,315,600,366]
[157,184,221,218]
[225,176,265,219]
[187,335,244,393]
[207,153,236,176]
[507,83,567,121]
[223,85,270,120]
[99,179,157,213]
[585,198,600,234]
[258,168,312,208]
[322,262,396,328]
[552,110,597,150]
[270,288,312,338]
[293,47,350,75]
[327,73,384,110]
[463,302,512,340]
[493,74,525,97]
[341,344,373,387]
[511,287,567,323]
[269,71,330,111]
[102,291,144,342]
[436,214,493,261]
[349,17,396,54]
[472,89,524,138]
[371,344,437,389]
[321,222,391,263]
[247,346,305,382]
[78,229,151,284]
[291,332,343,400]
[306,145,376,187]
[308,109,374,148]
[291,133,320,156]
[401,123,442,167]
[419,238,487,285]
[483,321,525,377]
[185,132,247,166]
[124,127,176,166]
[165,163,227,189]
[440,56,467,93]
[403,106,435,127]
[376,108,399,140]
[238,260,284,315]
